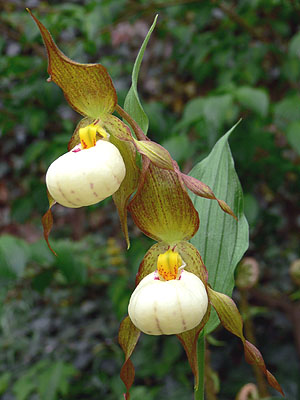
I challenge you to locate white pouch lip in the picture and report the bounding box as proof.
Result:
[46,139,126,208]
[128,270,208,335]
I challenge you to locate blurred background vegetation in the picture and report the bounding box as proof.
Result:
[1,0,300,399]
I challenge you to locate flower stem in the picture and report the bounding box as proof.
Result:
[194,333,205,400]
[115,104,147,141]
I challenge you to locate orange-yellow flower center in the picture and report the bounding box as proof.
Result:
[79,123,108,149]
[157,249,183,281]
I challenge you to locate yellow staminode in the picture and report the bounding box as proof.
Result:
[79,123,108,149]
[157,249,183,281]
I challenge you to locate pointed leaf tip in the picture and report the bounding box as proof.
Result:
[189,124,248,333]
[124,14,158,134]
[28,9,117,118]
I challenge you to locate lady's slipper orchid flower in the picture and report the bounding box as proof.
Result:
[118,163,283,399]
[128,249,208,335]
[28,9,236,253]
[46,127,126,208]
[28,11,283,398]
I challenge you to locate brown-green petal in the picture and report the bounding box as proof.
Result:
[28,9,117,119]
[110,135,140,248]
[102,114,133,142]
[208,287,284,396]
[42,191,57,256]
[118,316,141,400]
[176,306,211,389]
[135,242,169,286]
[129,162,199,243]
[176,241,208,285]
[134,140,174,171]
[68,117,94,151]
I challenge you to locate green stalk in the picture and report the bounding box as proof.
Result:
[194,334,205,400]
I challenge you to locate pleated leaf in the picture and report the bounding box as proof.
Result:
[189,122,249,334]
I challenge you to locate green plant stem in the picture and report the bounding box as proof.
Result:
[115,104,147,141]
[194,334,205,400]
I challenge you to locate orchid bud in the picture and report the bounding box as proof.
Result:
[235,257,259,290]
[46,138,126,208]
[128,249,208,335]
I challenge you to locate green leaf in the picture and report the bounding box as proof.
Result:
[124,15,158,134]
[0,235,29,280]
[189,122,249,334]
[54,241,87,284]
[32,270,54,293]
[203,94,234,128]
[162,135,192,163]
[243,193,259,226]
[274,94,300,130]
[178,97,206,127]
[0,372,11,395]
[13,360,77,400]
[235,86,269,117]
[286,121,300,155]
[289,31,300,58]
[37,361,77,400]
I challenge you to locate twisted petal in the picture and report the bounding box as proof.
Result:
[109,136,140,248]
[208,287,284,396]
[42,191,57,256]
[28,9,117,118]
[118,316,141,400]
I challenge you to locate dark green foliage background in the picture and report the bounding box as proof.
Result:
[1,0,300,399]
